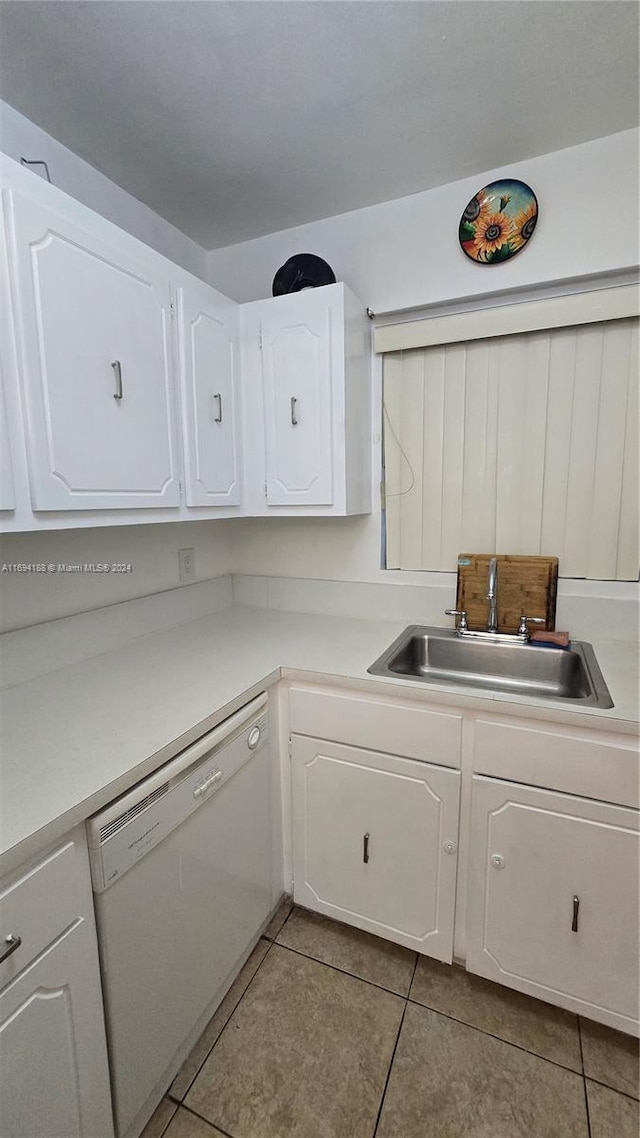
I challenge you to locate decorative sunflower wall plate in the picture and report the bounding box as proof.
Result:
[459,179,538,264]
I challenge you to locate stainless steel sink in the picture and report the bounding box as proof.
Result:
[368,626,614,707]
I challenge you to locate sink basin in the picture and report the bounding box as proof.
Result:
[368,626,614,708]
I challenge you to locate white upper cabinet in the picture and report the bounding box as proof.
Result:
[0,158,371,529]
[5,190,180,511]
[241,282,371,516]
[0,362,16,512]
[176,280,242,507]
[261,289,335,506]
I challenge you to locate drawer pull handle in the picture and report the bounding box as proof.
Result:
[571,895,580,932]
[1,934,22,963]
[290,396,298,426]
[213,392,223,423]
[363,832,370,864]
[111,360,123,402]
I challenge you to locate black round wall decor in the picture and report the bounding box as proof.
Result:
[272,253,336,295]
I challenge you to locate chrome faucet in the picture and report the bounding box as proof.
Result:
[486,557,498,633]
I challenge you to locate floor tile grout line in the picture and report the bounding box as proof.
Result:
[266,898,295,941]
[175,938,276,1105]
[583,1075,640,1103]
[404,994,586,1077]
[368,992,414,1133]
[180,1100,238,1138]
[273,937,591,1080]
[578,1017,593,1138]
[273,939,416,999]
[153,1097,179,1138]
[368,951,419,1138]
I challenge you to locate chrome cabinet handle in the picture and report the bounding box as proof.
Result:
[363,832,370,864]
[290,397,298,426]
[1,934,22,963]
[571,895,580,932]
[111,360,123,402]
[213,393,223,423]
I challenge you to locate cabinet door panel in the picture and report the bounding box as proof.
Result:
[6,191,179,510]
[466,776,640,1034]
[0,921,114,1138]
[292,736,460,960]
[0,361,15,511]
[262,293,335,506]
[177,283,241,507]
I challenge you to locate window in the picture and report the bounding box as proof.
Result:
[381,288,639,581]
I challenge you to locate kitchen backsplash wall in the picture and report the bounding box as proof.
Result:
[232,574,639,645]
[0,520,234,632]
[2,502,637,637]
[0,576,233,689]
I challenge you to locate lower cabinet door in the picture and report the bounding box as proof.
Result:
[291,736,460,960]
[0,920,114,1138]
[466,776,640,1035]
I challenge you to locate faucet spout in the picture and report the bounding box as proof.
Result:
[487,557,498,633]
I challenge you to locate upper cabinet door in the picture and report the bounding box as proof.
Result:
[176,282,241,507]
[261,289,336,507]
[5,192,180,511]
[0,361,16,512]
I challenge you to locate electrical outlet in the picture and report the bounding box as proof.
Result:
[178,547,196,584]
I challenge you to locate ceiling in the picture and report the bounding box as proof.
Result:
[0,1,638,250]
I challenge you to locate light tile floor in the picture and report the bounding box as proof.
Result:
[142,903,639,1138]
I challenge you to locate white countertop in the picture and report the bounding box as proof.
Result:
[1,603,638,875]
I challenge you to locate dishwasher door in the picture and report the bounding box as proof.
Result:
[89,702,274,1138]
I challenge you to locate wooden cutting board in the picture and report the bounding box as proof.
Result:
[455,554,558,633]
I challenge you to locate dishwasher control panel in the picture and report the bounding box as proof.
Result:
[87,709,269,892]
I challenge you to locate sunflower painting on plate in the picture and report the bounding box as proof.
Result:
[459,179,538,264]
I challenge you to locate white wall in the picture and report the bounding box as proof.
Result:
[207,129,639,309]
[0,100,208,280]
[216,129,639,605]
[0,520,233,632]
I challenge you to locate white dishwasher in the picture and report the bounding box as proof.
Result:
[87,693,274,1138]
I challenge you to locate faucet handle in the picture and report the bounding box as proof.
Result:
[518,614,546,636]
[445,609,468,632]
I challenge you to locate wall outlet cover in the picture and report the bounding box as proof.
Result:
[178,547,196,584]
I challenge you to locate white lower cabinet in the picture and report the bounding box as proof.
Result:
[291,736,460,960]
[0,922,114,1138]
[0,829,114,1138]
[466,775,640,1034]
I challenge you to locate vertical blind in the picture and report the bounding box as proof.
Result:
[383,317,639,579]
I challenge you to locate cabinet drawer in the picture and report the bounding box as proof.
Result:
[289,686,461,767]
[0,836,87,986]
[473,717,639,807]
[466,776,640,1034]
